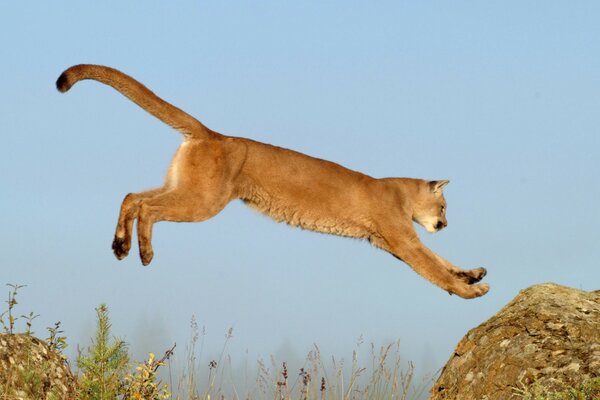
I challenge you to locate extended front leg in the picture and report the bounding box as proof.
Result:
[431,253,487,284]
[372,229,489,299]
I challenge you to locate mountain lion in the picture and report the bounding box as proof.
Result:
[56,64,489,299]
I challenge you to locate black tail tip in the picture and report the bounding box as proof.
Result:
[56,72,71,93]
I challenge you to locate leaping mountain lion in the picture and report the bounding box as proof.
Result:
[56,64,489,299]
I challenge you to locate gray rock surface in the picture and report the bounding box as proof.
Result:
[0,333,76,399]
[430,283,600,400]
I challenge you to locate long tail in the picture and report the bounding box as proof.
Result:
[56,64,217,139]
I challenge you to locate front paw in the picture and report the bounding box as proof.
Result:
[457,267,487,284]
[471,267,487,281]
[112,236,130,260]
[469,283,490,298]
[453,282,490,299]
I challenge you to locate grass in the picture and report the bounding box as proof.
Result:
[0,283,431,400]
[9,284,598,400]
[513,377,600,400]
[167,319,431,399]
[3,284,600,399]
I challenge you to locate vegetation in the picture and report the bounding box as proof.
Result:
[0,284,70,399]
[0,284,171,400]
[513,377,600,400]
[0,284,37,335]
[168,320,429,399]
[0,283,432,399]
[5,283,599,399]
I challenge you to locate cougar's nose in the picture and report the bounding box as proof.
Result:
[435,220,447,230]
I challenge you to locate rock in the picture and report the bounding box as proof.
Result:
[0,333,76,399]
[430,283,600,400]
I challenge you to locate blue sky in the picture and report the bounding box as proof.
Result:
[1,0,599,388]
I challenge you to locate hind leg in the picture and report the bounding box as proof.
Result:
[136,191,228,265]
[112,188,165,260]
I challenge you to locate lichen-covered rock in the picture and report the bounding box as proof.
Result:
[430,283,600,400]
[0,333,76,399]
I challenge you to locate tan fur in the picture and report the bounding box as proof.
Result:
[56,64,489,299]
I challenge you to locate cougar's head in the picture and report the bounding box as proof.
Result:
[412,180,449,233]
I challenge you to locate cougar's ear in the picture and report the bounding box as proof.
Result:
[430,180,450,194]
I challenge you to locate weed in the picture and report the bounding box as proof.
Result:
[513,377,600,400]
[122,349,173,400]
[0,283,27,334]
[0,285,439,399]
[47,321,68,354]
[0,284,76,399]
[167,327,430,400]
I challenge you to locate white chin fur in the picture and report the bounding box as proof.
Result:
[424,224,438,233]
[415,218,438,233]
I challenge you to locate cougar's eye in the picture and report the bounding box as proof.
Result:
[441,205,445,213]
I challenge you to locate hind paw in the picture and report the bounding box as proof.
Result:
[139,245,154,266]
[112,236,130,260]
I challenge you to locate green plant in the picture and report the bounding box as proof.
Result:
[0,284,75,399]
[76,303,130,400]
[122,350,173,400]
[46,320,68,354]
[513,377,600,400]
[0,285,431,399]
[0,283,33,334]
[6,350,67,400]
[76,303,172,400]
[0,283,22,333]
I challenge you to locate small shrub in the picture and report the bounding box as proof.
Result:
[122,351,172,400]
[76,303,172,400]
[76,303,130,399]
